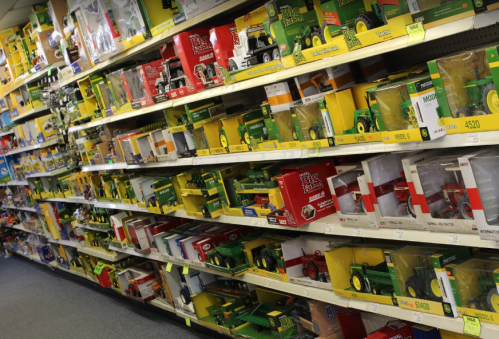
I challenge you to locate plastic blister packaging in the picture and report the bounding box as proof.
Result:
[81,0,116,60]
[123,68,146,104]
[453,258,499,313]
[416,155,473,220]
[273,110,298,143]
[469,149,499,225]
[331,169,366,215]
[436,48,494,118]
[373,82,419,132]
[109,0,147,42]
[292,102,326,141]
[107,70,130,108]
[98,81,116,108]
[190,127,209,151]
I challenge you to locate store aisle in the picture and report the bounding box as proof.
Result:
[0,256,213,339]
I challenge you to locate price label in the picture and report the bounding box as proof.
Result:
[412,312,423,323]
[185,316,191,327]
[466,133,480,145]
[182,264,189,275]
[447,233,460,245]
[406,22,425,44]
[48,66,52,76]
[266,280,272,288]
[489,240,499,248]
[368,303,379,314]
[353,227,362,237]
[309,148,320,157]
[408,141,421,150]
[361,144,370,152]
[303,288,310,297]
[463,315,481,337]
[108,160,113,164]
[325,223,334,235]
[394,229,405,240]
[165,262,173,272]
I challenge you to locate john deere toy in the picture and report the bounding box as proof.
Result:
[350,261,395,297]
[344,91,383,134]
[467,270,499,312]
[247,164,280,184]
[456,65,497,117]
[404,256,442,302]
[354,0,400,33]
[219,108,266,147]
[309,118,326,140]
[202,291,254,328]
[253,243,285,274]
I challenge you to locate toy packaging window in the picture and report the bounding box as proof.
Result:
[123,68,150,108]
[292,102,326,141]
[331,169,366,216]
[81,0,116,61]
[373,82,418,132]
[98,81,116,108]
[416,155,473,221]
[107,71,130,108]
[190,128,209,151]
[273,109,298,143]
[108,0,148,44]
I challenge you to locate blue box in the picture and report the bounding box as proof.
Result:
[412,325,441,339]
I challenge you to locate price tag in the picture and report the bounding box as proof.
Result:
[266,280,272,288]
[361,144,370,152]
[394,229,405,240]
[166,262,173,272]
[466,133,480,145]
[48,66,52,76]
[463,315,481,337]
[185,316,191,327]
[108,160,113,164]
[489,240,499,248]
[412,311,423,323]
[353,227,362,237]
[447,233,460,245]
[406,22,425,44]
[368,302,378,313]
[303,288,310,297]
[182,264,189,275]
[408,141,421,150]
[325,223,334,235]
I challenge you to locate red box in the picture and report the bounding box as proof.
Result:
[210,24,238,70]
[277,159,337,227]
[366,321,414,339]
[138,60,169,105]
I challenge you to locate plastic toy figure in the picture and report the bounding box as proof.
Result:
[301,249,328,282]
[350,261,395,297]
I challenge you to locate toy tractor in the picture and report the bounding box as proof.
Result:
[239,108,266,145]
[344,93,382,134]
[333,180,365,214]
[253,243,285,274]
[350,261,395,297]
[247,164,279,184]
[206,292,252,328]
[291,127,300,140]
[354,0,399,33]
[296,24,323,49]
[456,72,498,117]
[404,256,442,302]
[309,118,326,140]
[207,239,247,270]
[467,269,499,313]
[398,91,419,129]
[301,249,328,282]
[393,172,416,218]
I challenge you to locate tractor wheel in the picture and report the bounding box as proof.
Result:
[301,34,312,49]
[350,271,366,292]
[214,253,225,266]
[180,288,191,305]
[456,107,472,118]
[225,257,236,269]
[272,48,280,61]
[209,256,215,265]
[354,12,382,34]
[309,126,320,140]
[458,194,474,220]
[263,52,272,64]
[261,203,268,209]
[487,288,499,313]
[255,256,264,269]
[320,22,330,44]
[406,193,417,218]
[254,324,263,333]
[262,254,277,272]
[276,209,284,216]
[219,131,229,148]
[426,270,442,300]
[375,117,380,131]
[301,266,309,277]
[468,298,480,309]
[229,59,238,71]
[483,82,499,115]
[291,127,299,141]
[311,31,322,47]
[405,275,425,299]
[356,117,371,134]
[215,317,223,325]
[242,129,250,144]
[371,284,382,295]
[319,274,327,283]
[359,196,366,213]
[390,289,397,298]
[306,261,319,281]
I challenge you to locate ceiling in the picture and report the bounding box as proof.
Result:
[0,0,45,31]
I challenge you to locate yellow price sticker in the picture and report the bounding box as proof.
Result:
[185,316,191,327]
[463,315,481,337]
[165,262,173,272]
[182,264,189,275]
[405,22,425,45]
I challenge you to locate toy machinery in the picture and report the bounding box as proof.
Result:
[398,90,419,129]
[426,166,473,220]
[294,23,323,51]
[247,164,280,184]
[467,266,499,312]
[404,255,442,302]
[310,71,333,92]
[301,249,328,282]
[163,57,186,90]
[228,24,280,71]
[350,261,395,297]
[393,171,415,218]
[308,118,326,140]
[334,180,365,213]
[237,109,266,145]
[456,63,497,117]
[152,178,179,207]
[204,291,253,327]
[253,242,285,274]
[207,239,248,270]
[94,262,116,288]
[354,0,399,33]
[343,91,382,134]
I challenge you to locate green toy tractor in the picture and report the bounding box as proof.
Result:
[467,271,499,313]
[404,258,442,302]
[344,92,383,134]
[456,72,498,117]
[208,240,247,269]
[398,90,419,129]
[350,261,395,297]
[309,118,326,140]
[253,243,285,274]
[354,0,399,33]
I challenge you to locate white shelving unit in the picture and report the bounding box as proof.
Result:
[3,205,36,212]
[47,239,78,248]
[25,166,76,178]
[4,223,43,235]
[76,245,129,261]
[0,129,14,137]
[11,105,50,122]
[7,139,59,156]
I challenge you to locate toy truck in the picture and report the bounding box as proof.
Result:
[350,261,395,297]
[253,243,285,274]
[162,57,186,90]
[301,249,328,282]
[354,0,400,33]
[228,24,280,71]
[457,73,497,117]
[208,239,247,269]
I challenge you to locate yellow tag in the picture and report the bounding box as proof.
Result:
[182,264,189,275]
[463,315,481,337]
[405,22,425,44]
[166,262,173,272]
[309,148,320,157]
[185,316,191,327]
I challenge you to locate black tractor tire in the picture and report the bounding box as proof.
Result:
[262,52,272,64]
[356,117,371,134]
[224,257,236,269]
[306,261,320,281]
[291,127,299,141]
[468,298,480,309]
[308,126,320,140]
[272,48,280,60]
[372,284,382,295]
[229,59,238,71]
[456,107,472,118]
[406,192,417,218]
[483,82,498,115]
[180,288,191,305]
[311,31,323,47]
[458,194,474,220]
[487,288,499,313]
[426,270,443,301]
[263,254,278,272]
[255,256,264,269]
[405,275,425,299]
[354,11,383,33]
[319,274,327,283]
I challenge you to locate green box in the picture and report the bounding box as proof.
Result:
[184,97,225,125]
[408,0,476,27]
[319,0,366,39]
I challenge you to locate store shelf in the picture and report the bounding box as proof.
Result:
[40,196,88,204]
[126,157,194,170]
[0,107,8,113]
[5,180,28,186]
[25,166,76,178]
[7,139,59,155]
[93,201,149,212]
[2,205,36,212]
[11,105,50,122]
[4,223,43,235]
[81,163,128,172]
[149,299,176,313]
[2,61,65,97]
[74,223,114,233]
[0,129,14,137]
[47,238,78,248]
[77,245,129,261]
[191,149,302,166]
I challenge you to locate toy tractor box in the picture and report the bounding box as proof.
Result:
[234,288,298,339]
[274,159,336,227]
[137,60,169,104]
[372,75,447,144]
[325,83,384,145]
[410,153,478,234]
[223,5,284,85]
[122,67,153,109]
[209,23,238,75]
[150,175,184,215]
[107,69,134,114]
[138,0,177,37]
[281,235,349,290]
[190,118,224,156]
[117,267,159,302]
[192,226,247,264]
[324,242,399,305]
[407,0,476,29]
[446,254,499,325]
[192,289,255,335]
[165,97,226,133]
[362,151,439,230]
[180,186,223,219]
[459,148,499,241]
[327,164,378,228]
[109,0,150,50]
[157,263,175,306]
[96,80,118,117]
[386,245,473,317]
[146,128,177,161]
[428,46,499,134]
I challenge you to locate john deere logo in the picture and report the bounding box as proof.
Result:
[421,129,428,138]
[269,318,275,327]
[268,4,276,17]
[444,304,451,314]
[475,0,483,6]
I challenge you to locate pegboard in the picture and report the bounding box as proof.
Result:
[384,23,499,72]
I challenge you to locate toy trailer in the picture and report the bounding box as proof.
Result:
[208,240,246,269]
[350,261,395,297]
[237,296,296,333]
[301,249,328,282]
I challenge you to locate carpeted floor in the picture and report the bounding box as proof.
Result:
[0,255,214,339]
